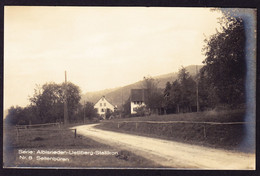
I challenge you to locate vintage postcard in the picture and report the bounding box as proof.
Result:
[3,6,256,170]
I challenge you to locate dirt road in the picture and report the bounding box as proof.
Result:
[73,124,255,169]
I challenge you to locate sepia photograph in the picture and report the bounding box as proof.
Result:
[3,6,256,170]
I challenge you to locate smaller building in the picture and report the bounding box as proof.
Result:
[94,96,115,119]
[130,89,148,114]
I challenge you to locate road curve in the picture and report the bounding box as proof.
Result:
[73,124,255,169]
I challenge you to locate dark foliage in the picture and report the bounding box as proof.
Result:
[163,67,197,113]
[201,16,246,108]
[6,82,82,125]
[84,102,98,120]
[142,76,164,113]
[122,98,131,118]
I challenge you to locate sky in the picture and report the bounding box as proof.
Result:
[4,6,223,109]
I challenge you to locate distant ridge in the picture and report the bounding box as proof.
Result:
[82,65,203,108]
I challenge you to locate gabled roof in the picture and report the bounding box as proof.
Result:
[130,89,148,102]
[94,96,115,107]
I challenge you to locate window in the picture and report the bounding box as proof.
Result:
[104,103,106,106]
[101,109,104,112]
[100,103,102,106]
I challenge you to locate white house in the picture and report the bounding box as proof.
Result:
[130,89,148,114]
[94,96,115,119]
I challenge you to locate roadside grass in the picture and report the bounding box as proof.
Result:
[112,109,245,122]
[96,109,247,151]
[3,124,161,168]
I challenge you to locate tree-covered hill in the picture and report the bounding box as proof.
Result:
[81,65,203,108]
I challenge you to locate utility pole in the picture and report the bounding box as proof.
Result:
[121,89,123,108]
[64,71,69,125]
[196,65,200,112]
[121,89,123,118]
[83,100,85,123]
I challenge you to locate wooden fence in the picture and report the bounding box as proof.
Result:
[15,122,76,142]
[15,122,62,129]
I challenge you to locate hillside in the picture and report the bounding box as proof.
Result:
[81,65,203,108]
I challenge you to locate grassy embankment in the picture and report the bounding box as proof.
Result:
[3,123,160,168]
[97,109,248,151]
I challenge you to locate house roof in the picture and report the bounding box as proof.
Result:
[130,89,148,102]
[94,96,115,107]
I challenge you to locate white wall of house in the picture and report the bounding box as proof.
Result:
[94,96,115,118]
[130,101,145,114]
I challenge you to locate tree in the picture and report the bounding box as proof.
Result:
[62,82,81,121]
[122,98,131,118]
[29,82,81,123]
[30,82,63,123]
[5,106,23,125]
[105,108,113,119]
[164,82,172,98]
[198,67,219,110]
[202,16,246,107]
[84,101,98,120]
[162,82,173,113]
[170,80,182,113]
[134,105,146,117]
[177,67,196,112]
[163,67,196,114]
[142,76,163,114]
[5,105,38,125]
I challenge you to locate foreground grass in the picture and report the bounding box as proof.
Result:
[97,109,249,151]
[3,124,161,168]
